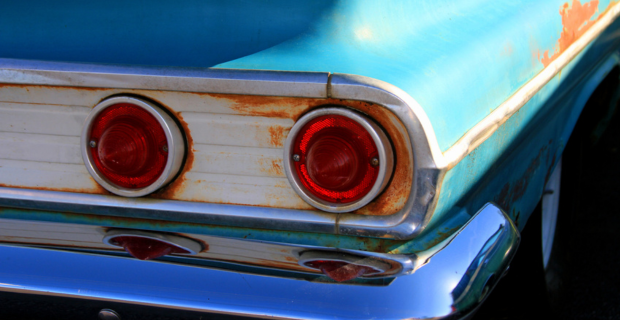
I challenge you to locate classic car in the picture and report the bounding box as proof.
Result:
[0,0,619,319]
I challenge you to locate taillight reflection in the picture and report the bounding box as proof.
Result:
[305,260,381,282]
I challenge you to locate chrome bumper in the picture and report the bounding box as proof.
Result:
[0,203,519,319]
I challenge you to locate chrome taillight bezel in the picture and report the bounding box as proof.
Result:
[283,107,394,213]
[81,96,185,197]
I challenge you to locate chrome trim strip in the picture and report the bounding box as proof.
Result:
[81,96,186,197]
[283,107,394,213]
[442,2,620,169]
[0,58,329,98]
[0,187,339,234]
[0,203,519,319]
[330,74,446,239]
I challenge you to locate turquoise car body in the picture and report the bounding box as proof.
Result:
[0,0,618,318]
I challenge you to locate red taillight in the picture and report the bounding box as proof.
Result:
[305,260,380,282]
[82,96,185,197]
[284,108,394,212]
[111,236,190,260]
[298,251,391,282]
[103,230,203,260]
[90,104,168,189]
[293,115,379,203]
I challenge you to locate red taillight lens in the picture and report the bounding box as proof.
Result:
[89,103,168,189]
[305,260,381,282]
[111,235,190,260]
[293,115,379,203]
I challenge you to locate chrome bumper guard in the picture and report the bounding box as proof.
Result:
[0,203,519,319]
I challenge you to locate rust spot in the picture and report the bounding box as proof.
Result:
[284,256,296,262]
[538,0,602,67]
[270,159,284,176]
[215,94,318,120]
[342,100,414,216]
[268,126,287,147]
[353,236,402,253]
[494,145,548,212]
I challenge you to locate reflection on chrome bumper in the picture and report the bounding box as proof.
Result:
[0,203,519,319]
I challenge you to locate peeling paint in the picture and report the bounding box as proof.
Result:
[539,0,601,67]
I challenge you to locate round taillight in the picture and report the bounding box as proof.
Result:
[284,108,394,212]
[103,229,202,260]
[298,251,391,282]
[81,97,185,197]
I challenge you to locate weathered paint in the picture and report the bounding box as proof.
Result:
[214,0,616,152]
[433,48,620,233]
[539,0,607,67]
[0,84,413,215]
[5,0,615,153]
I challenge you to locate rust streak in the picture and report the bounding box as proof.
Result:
[213,94,318,120]
[539,0,601,67]
[270,159,284,176]
[494,143,550,213]
[268,126,287,147]
[341,100,414,216]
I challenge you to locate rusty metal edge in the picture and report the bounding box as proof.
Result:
[329,74,447,239]
[442,1,620,170]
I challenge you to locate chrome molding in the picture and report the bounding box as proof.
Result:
[81,96,185,197]
[329,74,447,238]
[0,203,519,319]
[442,1,620,169]
[283,107,394,213]
[0,58,329,98]
[0,186,339,234]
